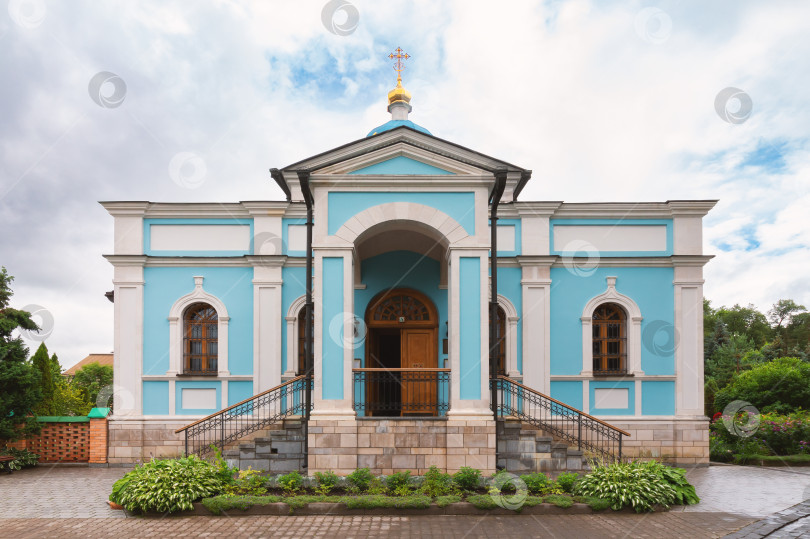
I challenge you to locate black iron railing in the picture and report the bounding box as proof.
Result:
[492,376,629,462]
[353,368,450,417]
[176,375,311,457]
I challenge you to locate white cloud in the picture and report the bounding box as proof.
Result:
[0,0,808,368]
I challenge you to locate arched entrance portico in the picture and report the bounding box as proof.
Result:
[364,288,439,416]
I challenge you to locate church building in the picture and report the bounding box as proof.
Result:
[102,50,714,474]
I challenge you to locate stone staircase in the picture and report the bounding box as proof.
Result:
[497,418,590,475]
[222,417,307,473]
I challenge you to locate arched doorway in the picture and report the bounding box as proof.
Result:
[364,288,439,416]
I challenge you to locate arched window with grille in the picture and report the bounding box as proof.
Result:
[184,303,218,375]
[493,305,507,376]
[592,303,627,375]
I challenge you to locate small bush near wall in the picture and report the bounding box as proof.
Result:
[0,447,39,470]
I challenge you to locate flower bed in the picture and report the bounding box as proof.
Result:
[109,450,699,516]
[711,410,810,463]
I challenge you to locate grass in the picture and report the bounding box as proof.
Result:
[200,492,619,515]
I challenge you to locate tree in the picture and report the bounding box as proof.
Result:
[31,343,57,415]
[72,362,113,408]
[768,299,807,329]
[716,304,772,347]
[0,267,43,441]
[714,357,810,414]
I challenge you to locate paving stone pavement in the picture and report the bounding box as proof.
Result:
[0,514,756,538]
[0,465,129,519]
[683,465,810,518]
[7,464,810,537]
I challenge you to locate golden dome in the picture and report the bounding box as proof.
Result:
[387,80,412,106]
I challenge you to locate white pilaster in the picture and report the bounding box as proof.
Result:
[674,265,705,417]
[519,260,552,394]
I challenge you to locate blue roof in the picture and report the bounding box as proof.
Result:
[367,120,432,137]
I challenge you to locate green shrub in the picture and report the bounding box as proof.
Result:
[520,472,550,495]
[435,495,462,507]
[643,462,699,505]
[418,465,457,497]
[314,470,340,495]
[573,461,676,512]
[544,494,574,508]
[573,495,611,511]
[386,471,412,496]
[466,494,498,510]
[714,357,810,413]
[210,445,238,484]
[346,467,375,493]
[201,495,283,515]
[0,447,39,470]
[222,469,268,496]
[554,472,580,493]
[453,466,482,492]
[278,471,304,495]
[112,456,227,513]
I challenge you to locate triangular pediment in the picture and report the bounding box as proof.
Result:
[277,126,530,201]
[349,155,454,175]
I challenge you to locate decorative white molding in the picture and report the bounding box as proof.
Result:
[496,294,520,378]
[168,276,230,377]
[580,276,643,377]
[285,295,308,379]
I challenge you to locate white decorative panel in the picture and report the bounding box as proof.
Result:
[150,225,251,251]
[287,225,307,252]
[554,225,666,252]
[594,388,628,409]
[488,225,516,252]
[182,388,217,409]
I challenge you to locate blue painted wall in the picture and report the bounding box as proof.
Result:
[144,218,253,257]
[228,381,255,407]
[641,381,676,415]
[143,381,169,415]
[142,267,254,375]
[349,156,454,175]
[549,267,675,376]
[322,258,344,400]
[355,251,447,365]
[327,192,476,236]
[550,381,583,411]
[281,266,307,374]
[459,257,481,400]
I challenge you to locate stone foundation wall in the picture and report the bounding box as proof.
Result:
[308,418,497,476]
[605,418,710,466]
[107,419,187,464]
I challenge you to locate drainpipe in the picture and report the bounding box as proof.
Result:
[270,168,292,202]
[490,168,508,453]
[297,169,314,467]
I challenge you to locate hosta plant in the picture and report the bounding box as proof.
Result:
[573,460,676,512]
[0,447,39,470]
[111,456,227,513]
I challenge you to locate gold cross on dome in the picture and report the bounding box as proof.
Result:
[388,47,410,84]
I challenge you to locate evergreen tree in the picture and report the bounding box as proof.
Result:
[0,267,43,441]
[31,343,56,415]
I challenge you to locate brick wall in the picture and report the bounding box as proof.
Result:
[11,420,90,463]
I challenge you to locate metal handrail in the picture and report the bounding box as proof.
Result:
[176,374,311,457]
[353,368,450,417]
[492,375,629,462]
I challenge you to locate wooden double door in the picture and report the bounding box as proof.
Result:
[365,289,438,416]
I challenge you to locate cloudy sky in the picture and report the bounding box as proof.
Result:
[1,0,808,369]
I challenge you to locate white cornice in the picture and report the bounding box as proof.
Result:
[99,201,150,217]
[308,175,494,189]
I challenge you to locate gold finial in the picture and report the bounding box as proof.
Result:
[387,47,412,107]
[388,47,410,85]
